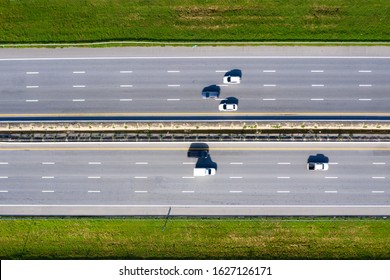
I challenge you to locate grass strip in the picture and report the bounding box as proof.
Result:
[0,0,389,44]
[1,218,390,259]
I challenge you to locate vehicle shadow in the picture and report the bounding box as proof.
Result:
[307,154,329,163]
[220,96,239,105]
[224,69,242,78]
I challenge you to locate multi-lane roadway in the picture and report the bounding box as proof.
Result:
[1,47,390,120]
[1,142,390,215]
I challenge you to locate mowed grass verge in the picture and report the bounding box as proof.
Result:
[0,0,389,44]
[1,218,390,259]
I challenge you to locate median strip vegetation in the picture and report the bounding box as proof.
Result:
[0,0,389,44]
[1,218,390,259]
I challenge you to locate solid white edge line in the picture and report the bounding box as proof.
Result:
[278,162,291,165]
[134,177,148,179]
[168,85,180,87]
[359,84,372,87]
[263,84,276,87]
[263,70,276,72]
[329,162,339,165]
[182,176,195,179]
[277,191,291,193]
[230,162,243,165]
[167,99,180,101]
[277,177,290,179]
[215,70,228,72]
[359,99,372,101]
[229,191,243,193]
[119,99,133,101]
[372,191,385,193]
[325,177,338,179]
[372,177,386,179]
[372,162,386,165]
[182,162,195,165]
[2,204,390,208]
[229,176,243,179]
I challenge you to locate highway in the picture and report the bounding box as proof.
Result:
[1,47,390,120]
[1,142,390,216]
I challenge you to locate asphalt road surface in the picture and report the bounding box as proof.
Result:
[1,47,390,119]
[1,142,390,216]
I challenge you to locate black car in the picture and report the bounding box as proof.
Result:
[201,85,220,99]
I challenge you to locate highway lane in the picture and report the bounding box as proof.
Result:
[1,47,390,119]
[1,142,390,215]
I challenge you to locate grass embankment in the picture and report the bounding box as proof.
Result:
[1,218,390,259]
[0,0,389,44]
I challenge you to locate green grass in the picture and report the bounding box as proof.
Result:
[1,218,390,259]
[0,0,389,44]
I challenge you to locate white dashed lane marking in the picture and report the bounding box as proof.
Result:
[230,162,243,165]
[277,191,290,193]
[229,191,243,193]
[277,176,290,179]
[372,191,385,193]
[42,190,55,193]
[72,85,86,88]
[134,190,148,193]
[42,176,54,179]
[167,70,180,73]
[120,71,133,73]
[182,176,195,179]
[263,98,276,101]
[88,190,101,193]
[0,176,9,179]
[263,70,276,73]
[325,177,338,179]
[120,85,133,88]
[73,71,86,74]
[134,176,148,179]
[359,84,372,87]
[182,190,195,193]
[372,177,386,179]
[263,84,276,87]
[88,176,101,179]
[311,84,324,87]
[278,162,291,165]
[311,70,324,73]
[26,100,39,102]
[0,162,9,165]
[26,86,39,88]
[42,162,55,165]
[135,162,148,165]
[229,176,243,179]
[325,190,338,193]
[167,99,180,101]
[26,72,39,75]
[120,99,133,102]
[88,162,101,165]
[359,70,372,73]
[372,162,386,165]
[359,99,372,101]
[0,190,9,193]
[72,99,85,102]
